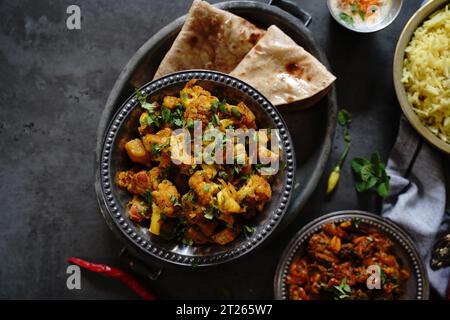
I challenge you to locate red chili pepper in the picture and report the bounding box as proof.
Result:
[68,257,156,300]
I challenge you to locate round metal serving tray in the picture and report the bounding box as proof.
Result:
[274,211,429,300]
[95,0,337,267]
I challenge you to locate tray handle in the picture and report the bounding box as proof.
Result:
[119,248,162,281]
[269,0,312,27]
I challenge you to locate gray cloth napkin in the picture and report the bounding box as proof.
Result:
[382,116,450,298]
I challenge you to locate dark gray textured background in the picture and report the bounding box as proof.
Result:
[0,0,426,299]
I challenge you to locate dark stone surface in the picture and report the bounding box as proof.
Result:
[0,0,424,299]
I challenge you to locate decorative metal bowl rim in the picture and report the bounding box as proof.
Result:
[99,70,296,266]
[274,210,429,300]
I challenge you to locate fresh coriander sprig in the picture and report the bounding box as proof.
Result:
[333,278,352,300]
[243,225,255,237]
[326,109,352,195]
[351,152,390,198]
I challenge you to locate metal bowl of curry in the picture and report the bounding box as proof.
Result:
[274,211,429,300]
[97,70,295,267]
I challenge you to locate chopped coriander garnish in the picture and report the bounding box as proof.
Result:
[204,211,214,220]
[243,225,255,237]
[182,238,193,246]
[212,113,220,126]
[170,195,181,207]
[333,278,351,300]
[135,89,148,106]
[218,100,227,113]
[204,206,219,220]
[151,141,169,156]
[339,12,355,27]
[203,184,211,193]
[231,106,241,119]
[352,217,362,229]
[161,107,171,122]
[186,119,194,130]
[210,99,219,112]
[147,113,161,128]
[218,171,228,180]
[151,143,162,156]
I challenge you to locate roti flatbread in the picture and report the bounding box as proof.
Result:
[230,25,336,106]
[154,0,265,79]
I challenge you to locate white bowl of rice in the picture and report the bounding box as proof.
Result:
[393,0,450,154]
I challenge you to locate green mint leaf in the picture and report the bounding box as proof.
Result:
[351,157,370,173]
[337,109,352,127]
[365,176,378,189]
[356,181,370,192]
[360,164,374,182]
[371,152,382,167]
[377,181,390,198]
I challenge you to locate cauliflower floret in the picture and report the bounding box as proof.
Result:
[183,94,212,128]
[201,164,217,179]
[117,168,162,195]
[217,186,243,214]
[142,128,173,161]
[163,96,181,109]
[151,180,180,217]
[188,171,220,206]
[237,175,272,208]
[117,170,134,189]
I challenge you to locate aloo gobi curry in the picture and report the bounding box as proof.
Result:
[116,80,278,246]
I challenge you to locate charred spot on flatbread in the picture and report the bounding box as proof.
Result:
[230,25,336,106]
